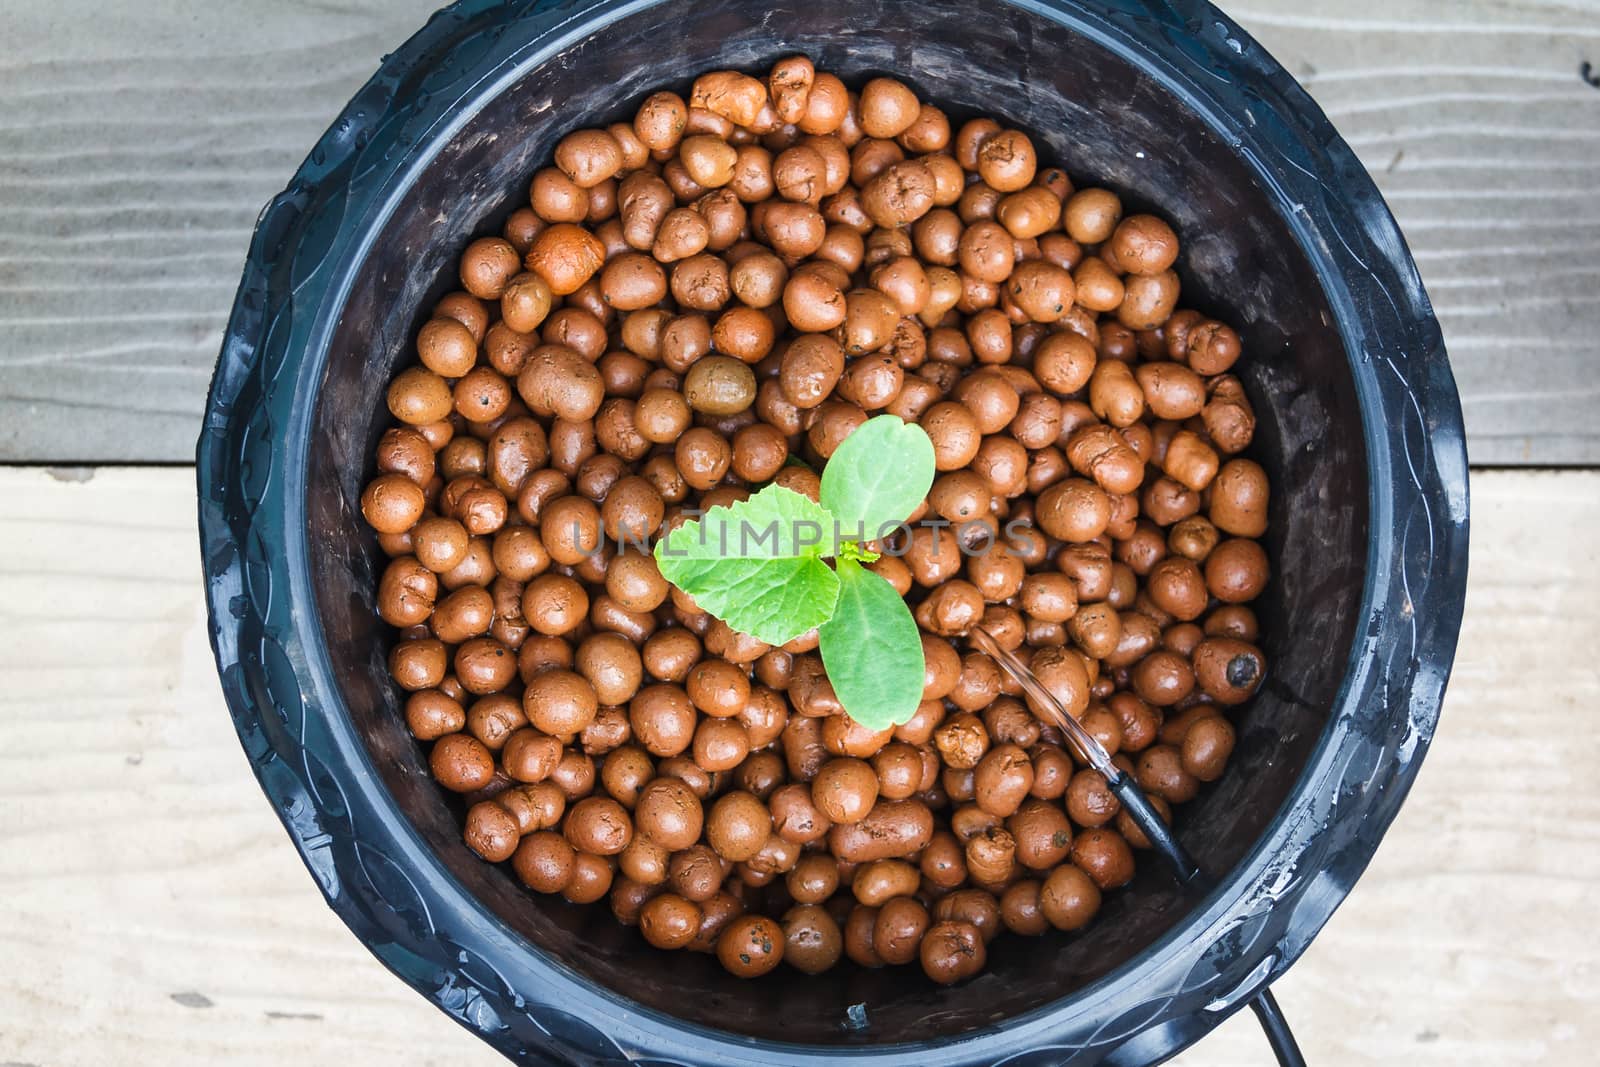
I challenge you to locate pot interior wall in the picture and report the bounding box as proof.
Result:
[305,0,1367,1044]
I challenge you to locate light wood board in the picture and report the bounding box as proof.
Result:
[1,0,1597,464]
[0,465,1594,1065]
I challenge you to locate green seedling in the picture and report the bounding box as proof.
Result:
[654,415,937,730]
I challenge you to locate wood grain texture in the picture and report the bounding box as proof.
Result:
[1175,468,1600,1064]
[0,0,441,464]
[0,0,1597,464]
[0,466,1595,1065]
[0,468,500,1067]
[1228,0,1600,466]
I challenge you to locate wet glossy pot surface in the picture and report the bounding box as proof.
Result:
[197,0,1469,1063]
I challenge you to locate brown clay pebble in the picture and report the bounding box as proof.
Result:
[523,669,599,736]
[1181,715,1237,781]
[630,684,697,756]
[463,800,521,862]
[1071,827,1136,890]
[783,904,845,974]
[973,743,1034,818]
[707,791,772,862]
[640,893,703,950]
[1041,864,1102,930]
[920,921,986,984]
[872,896,930,966]
[513,831,576,893]
[1009,799,1073,870]
[1065,769,1121,828]
[406,690,464,740]
[684,355,757,415]
[635,776,705,850]
[563,852,614,904]
[361,474,426,535]
[430,733,495,793]
[717,914,784,977]
[1193,637,1266,705]
[669,845,724,902]
[811,758,880,824]
[1000,880,1051,937]
[1136,744,1201,804]
[564,796,633,855]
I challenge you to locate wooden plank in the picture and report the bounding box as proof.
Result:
[0,0,440,464]
[0,467,501,1067]
[3,1,1600,467]
[1227,0,1600,466]
[1,0,1596,464]
[1174,469,1600,1064]
[0,466,1595,1065]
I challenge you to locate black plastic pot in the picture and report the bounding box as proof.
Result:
[197,1,1470,1063]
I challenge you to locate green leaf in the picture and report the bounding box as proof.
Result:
[661,554,840,646]
[654,484,841,645]
[818,558,926,729]
[655,482,838,561]
[819,415,937,542]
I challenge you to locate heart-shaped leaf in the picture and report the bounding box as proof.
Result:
[654,483,841,645]
[818,557,926,729]
[819,415,936,542]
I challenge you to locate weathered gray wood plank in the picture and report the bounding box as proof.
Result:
[1,0,1596,462]
[1,468,1594,1064]
[1231,0,1600,465]
[0,0,440,462]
